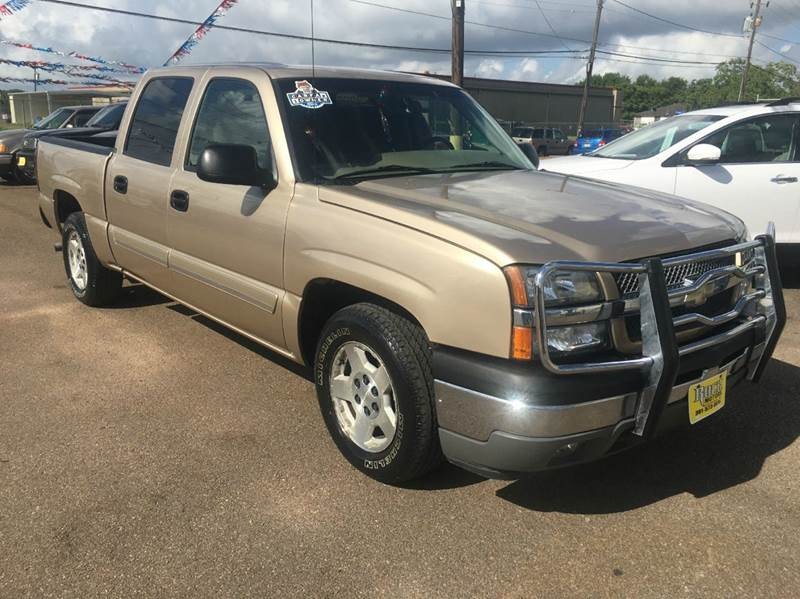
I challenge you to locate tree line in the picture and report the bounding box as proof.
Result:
[588,59,800,120]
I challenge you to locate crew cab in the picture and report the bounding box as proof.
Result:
[36,65,785,483]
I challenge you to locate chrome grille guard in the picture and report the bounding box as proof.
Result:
[532,224,786,438]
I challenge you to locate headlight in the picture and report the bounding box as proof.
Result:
[504,265,607,360]
[505,265,603,307]
[0,143,7,153]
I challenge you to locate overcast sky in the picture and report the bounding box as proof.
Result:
[2,0,800,89]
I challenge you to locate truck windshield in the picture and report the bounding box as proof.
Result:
[85,103,126,129]
[33,108,72,130]
[592,114,724,160]
[277,78,532,182]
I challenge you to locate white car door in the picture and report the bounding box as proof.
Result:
[674,112,800,242]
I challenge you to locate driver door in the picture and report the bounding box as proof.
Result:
[674,113,800,242]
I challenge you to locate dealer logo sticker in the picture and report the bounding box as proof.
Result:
[286,80,332,109]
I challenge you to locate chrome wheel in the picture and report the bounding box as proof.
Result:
[66,230,87,291]
[329,341,397,453]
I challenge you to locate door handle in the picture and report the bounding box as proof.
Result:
[113,175,128,194]
[170,190,190,212]
[770,174,798,184]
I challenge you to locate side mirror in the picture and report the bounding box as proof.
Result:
[197,143,275,188]
[686,143,721,164]
[517,142,540,169]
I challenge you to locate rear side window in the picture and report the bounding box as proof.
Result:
[186,78,272,170]
[125,77,194,167]
[72,110,96,127]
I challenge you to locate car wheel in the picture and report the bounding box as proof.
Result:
[62,212,122,306]
[538,145,548,157]
[314,303,443,483]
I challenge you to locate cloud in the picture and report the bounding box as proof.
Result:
[0,0,798,90]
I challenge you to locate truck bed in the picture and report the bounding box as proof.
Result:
[37,136,115,223]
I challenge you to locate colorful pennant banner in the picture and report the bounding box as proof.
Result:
[0,40,146,73]
[0,0,32,20]
[0,57,137,87]
[164,0,239,65]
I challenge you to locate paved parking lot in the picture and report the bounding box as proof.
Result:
[2,184,799,598]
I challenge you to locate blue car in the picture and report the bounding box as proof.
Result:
[573,128,625,154]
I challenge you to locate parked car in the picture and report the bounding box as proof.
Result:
[543,99,800,248]
[35,65,784,483]
[574,128,625,154]
[15,102,128,184]
[511,126,571,155]
[0,105,102,183]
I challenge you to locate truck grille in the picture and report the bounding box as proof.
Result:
[614,243,753,297]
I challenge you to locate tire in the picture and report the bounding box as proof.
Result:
[314,303,443,483]
[538,145,548,156]
[62,212,122,307]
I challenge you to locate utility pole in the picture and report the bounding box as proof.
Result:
[577,0,603,138]
[739,0,763,101]
[33,66,39,92]
[451,0,465,87]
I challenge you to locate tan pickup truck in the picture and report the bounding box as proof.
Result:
[35,64,786,483]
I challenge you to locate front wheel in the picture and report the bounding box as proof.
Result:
[314,303,443,483]
[62,212,122,306]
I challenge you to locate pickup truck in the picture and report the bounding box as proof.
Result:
[36,64,786,483]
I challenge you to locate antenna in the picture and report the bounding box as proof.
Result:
[310,0,316,77]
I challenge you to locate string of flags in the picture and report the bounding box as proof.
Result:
[164,0,239,65]
[0,75,124,87]
[0,40,146,73]
[0,0,32,20]
[0,58,136,86]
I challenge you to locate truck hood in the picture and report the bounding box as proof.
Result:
[542,154,634,175]
[0,129,30,150]
[319,169,745,265]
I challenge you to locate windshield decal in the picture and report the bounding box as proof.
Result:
[286,80,332,109]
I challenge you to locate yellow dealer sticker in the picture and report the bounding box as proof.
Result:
[688,371,727,424]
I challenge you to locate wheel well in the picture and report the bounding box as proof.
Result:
[54,190,82,229]
[298,279,422,366]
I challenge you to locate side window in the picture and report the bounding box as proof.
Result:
[125,77,194,167]
[702,114,798,164]
[554,129,565,140]
[187,78,272,171]
[72,110,95,127]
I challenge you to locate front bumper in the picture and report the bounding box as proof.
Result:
[0,153,14,177]
[435,229,786,479]
[15,148,36,179]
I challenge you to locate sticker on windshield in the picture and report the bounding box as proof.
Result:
[286,80,332,109]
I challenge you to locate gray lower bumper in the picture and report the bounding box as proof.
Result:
[436,347,755,478]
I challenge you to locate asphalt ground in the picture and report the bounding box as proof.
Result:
[1,184,799,598]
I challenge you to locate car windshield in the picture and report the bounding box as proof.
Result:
[581,130,603,138]
[33,108,72,130]
[277,78,532,182]
[512,127,534,137]
[85,103,126,128]
[592,114,724,160]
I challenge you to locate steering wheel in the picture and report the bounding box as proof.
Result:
[424,136,455,150]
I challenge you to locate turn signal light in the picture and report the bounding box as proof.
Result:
[511,326,533,360]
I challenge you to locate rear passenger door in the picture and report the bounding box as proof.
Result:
[106,76,195,290]
[166,74,294,351]
[674,113,800,243]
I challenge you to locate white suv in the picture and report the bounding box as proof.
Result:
[543,99,800,245]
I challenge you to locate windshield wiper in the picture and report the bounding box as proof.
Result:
[330,164,442,180]
[442,161,523,171]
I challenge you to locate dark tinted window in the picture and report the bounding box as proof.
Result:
[86,103,127,129]
[512,127,533,137]
[72,109,98,127]
[532,128,545,138]
[187,78,272,170]
[582,129,603,138]
[125,77,194,166]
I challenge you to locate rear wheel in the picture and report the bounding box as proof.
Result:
[62,212,122,306]
[538,145,548,156]
[314,303,443,483]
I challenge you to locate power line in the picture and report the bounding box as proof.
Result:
[532,0,576,51]
[606,0,743,39]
